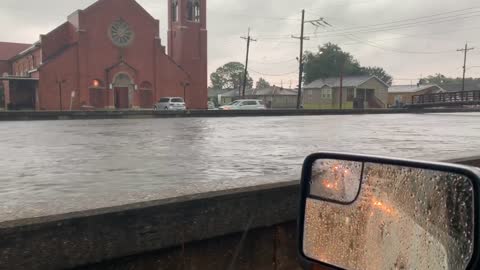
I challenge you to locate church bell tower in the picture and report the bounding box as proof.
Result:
[168,0,207,109]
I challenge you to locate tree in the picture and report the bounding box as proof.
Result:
[419,74,454,85]
[255,77,271,89]
[362,66,393,86]
[303,43,364,84]
[303,43,393,85]
[210,62,253,90]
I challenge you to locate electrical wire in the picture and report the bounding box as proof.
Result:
[256,8,480,39]
[343,34,456,54]
[249,58,297,64]
[248,68,298,76]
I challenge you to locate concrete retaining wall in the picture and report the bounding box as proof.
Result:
[0,107,479,121]
[0,182,300,270]
[0,157,479,270]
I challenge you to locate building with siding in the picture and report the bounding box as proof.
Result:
[388,84,445,107]
[210,86,298,108]
[0,0,207,110]
[303,76,388,109]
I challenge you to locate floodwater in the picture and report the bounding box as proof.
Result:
[0,113,479,222]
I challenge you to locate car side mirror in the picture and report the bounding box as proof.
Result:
[298,152,480,270]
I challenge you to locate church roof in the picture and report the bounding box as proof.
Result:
[0,42,31,61]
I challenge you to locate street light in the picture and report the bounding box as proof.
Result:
[56,78,67,111]
[180,81,190,107]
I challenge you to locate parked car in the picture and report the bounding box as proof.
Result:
[219,99,266,110]
[154,97,186,111]
[207,101,216,110]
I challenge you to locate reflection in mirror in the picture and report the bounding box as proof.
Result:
[309,159,362,203]
[303,161,474,270]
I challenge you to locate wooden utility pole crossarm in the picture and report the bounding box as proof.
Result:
[457,43,475,91]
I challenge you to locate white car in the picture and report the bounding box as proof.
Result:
[219,99,266,110]
[154,97,186,111]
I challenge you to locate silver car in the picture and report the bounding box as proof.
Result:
[154,97,186,111]
[219,99,266,110]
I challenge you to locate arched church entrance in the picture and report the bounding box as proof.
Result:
[113,73,133,109]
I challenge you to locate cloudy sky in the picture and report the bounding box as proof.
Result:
[1,0,480,86]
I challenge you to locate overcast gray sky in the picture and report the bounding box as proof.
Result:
[1,0,480,85]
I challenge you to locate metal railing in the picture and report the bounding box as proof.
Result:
[412,90,480,105]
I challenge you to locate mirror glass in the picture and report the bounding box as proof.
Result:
[303,160,475,270]
[310,159,363,203]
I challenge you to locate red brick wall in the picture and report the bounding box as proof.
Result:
[168,0,208,109]
[34,0,206,110]
[78,0,159,106]
[41,23,75,61]
[0,60,10,75]
[38,44,78,110]
[11,48,41,76]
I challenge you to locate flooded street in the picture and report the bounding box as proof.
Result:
[0,113,479,222]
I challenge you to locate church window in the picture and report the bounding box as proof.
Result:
[187,0,200,22]
[172,0,178,22]
[109,19,135,47]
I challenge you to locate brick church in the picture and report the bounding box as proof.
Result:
[0,0,207,110]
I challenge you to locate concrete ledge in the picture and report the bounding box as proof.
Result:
[0,107,479,121]
[0,181,299,270]
[1,156,480,270]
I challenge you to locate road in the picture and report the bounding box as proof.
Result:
[0,113,479,221]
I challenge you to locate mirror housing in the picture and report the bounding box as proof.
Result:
[298,152,480,270]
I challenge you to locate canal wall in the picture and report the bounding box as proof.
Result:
[0,156,479,270]
[0,107,479,121]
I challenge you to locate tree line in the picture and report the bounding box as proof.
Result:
[209,43,393,90]
[209,42,478,90]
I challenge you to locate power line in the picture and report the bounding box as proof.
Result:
[208,10,300,21]
[261,13,480,40]
[339,26,480,44]
[308,13,480,38]
[308,0,379,10]
[262,14,480,40]
[249,58,297,64]
[319,7,480,34]
[256,8,480,39]
[248,68,298,77]
[344,34,456,54]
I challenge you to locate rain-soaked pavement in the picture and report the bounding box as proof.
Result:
[0,113,479,222]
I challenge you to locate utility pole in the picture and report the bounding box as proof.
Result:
[180,81,190,108]
[238,73,242,98]
[241,28,256,98]
[457,43,475,91]
[292,12,331,109]
[339,61,344,110]
[292,10,307,109]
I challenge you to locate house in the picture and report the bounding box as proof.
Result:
[388,84,445,107]
[0,0,207,110]
[207,88,233,105]
[303,76,389,109]
[211,86,298,108]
